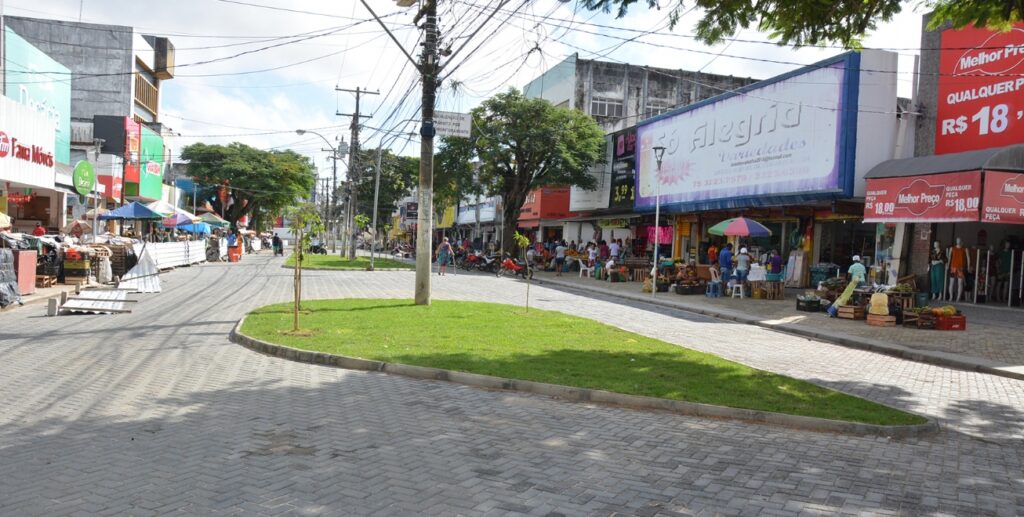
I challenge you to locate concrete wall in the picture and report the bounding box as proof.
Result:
[4,16,133,136]
[574,59,757,133]
[915,13,943,157]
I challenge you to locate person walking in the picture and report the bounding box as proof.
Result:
[718,243,734,287]
[272,234,282,256]
[554,240,567,277]
[435,237,454,276]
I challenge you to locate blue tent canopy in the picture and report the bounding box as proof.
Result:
[178,222,211,235]
[98,201,163,220]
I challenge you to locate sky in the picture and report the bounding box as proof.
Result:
[5,0,928,179]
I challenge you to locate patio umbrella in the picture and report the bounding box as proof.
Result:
[707,217,772,237]
[178,222,211,235]
[199,212,230,228]
[162,212,194,227]
[84,207,109,219]
[145,200,176,217]
[98,201,164,220]
[62,220,93,234]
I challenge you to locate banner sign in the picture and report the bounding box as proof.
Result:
[570,134,611,212]
[5,27,72,165]
[0,96,56,189]
[863,171,981,222]
[609,127,637,211]
[636,58,853,210]
[935,23,1024,155]
[982,171,1024,224]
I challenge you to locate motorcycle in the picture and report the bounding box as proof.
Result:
[461,250,483,270]
[308,243,328,255]
[499,255,532,280]
[477,253,499,274]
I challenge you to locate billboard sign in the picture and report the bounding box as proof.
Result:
[569,134,611,212]
[935,23,1024,155]
[863,171,981,223]
[0,96,56,189]
[636,54,859,211]
[608,127,636,211]
[982,171,1024,224]
[4,27,72,165]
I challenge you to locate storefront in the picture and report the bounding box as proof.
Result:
[634,50,901,286]
[565,127,639,247]
[94,116,164,202]
[518,187,576,244]
[863,145,1024,305]
[1,96,63,233]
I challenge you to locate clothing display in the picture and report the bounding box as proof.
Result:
[930,248,945,295]
[949,246,968,271]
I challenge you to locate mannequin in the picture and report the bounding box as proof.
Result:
[947,238,970,302]
[996,241,1013,302]
[929,241,945,300]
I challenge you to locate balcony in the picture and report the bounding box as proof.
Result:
[134,73,159,116]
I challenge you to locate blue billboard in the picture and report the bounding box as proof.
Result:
[4,26,72,164]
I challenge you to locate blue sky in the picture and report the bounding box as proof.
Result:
[7,0,925,179]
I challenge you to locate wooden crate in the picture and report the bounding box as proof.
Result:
[838,305,866,320]
[866,314,897,327]
[903,311,936,329]
[35,275,56,288]
[62,277,89,286]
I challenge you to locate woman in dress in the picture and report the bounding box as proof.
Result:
[435,237,454,276]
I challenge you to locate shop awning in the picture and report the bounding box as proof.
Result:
[863,145,1024,224]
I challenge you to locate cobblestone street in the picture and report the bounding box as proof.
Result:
[1,254,1022,515]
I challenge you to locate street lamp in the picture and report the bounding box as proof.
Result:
[651,145,666,298]
[296,129,343,253]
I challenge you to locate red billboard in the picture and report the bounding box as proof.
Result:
[982,171,1024,224]
[863,171,981,222]
[935,23,1024,154]
[124,118,141,183]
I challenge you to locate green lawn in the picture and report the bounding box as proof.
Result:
[242,299,925,426]
[286,254,413,270]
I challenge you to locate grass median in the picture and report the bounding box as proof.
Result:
[286,254,413,270]
[241,298,926,426]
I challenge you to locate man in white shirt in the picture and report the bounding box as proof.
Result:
[554,241,567,276]
[609,239,621,260]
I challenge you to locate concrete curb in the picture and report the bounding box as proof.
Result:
[230,316,939,438]
[538,277,1024,382]
[0,286,77,314]
[280,264,414,272]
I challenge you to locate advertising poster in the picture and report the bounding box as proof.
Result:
[635,60,851,210]
[863,171,981,222]
[124,118,142,183]
[935,23,1024,154]
[138,126,165,200]
[569,134,611,212]
[4,27,72,165]
[981,171,1024,224]
[0,96,56,189]
[608,127,636,211]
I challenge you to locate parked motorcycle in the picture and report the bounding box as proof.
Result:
[477,253,499,274]
[308,243,328,255]
[499,255,532,280]
[461,250,483,271]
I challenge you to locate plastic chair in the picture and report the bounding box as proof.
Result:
[579,259,594,278]
[705,267,721,297]
[730,277,744,299]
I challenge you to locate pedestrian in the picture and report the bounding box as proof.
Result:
[848,254,867,287]
[609,239,620,261]
[272,234,282,256]
[435,237,453,276]
[598,240,610,260]
[719,243,734,286]
[736,247,752,285]
[32,222,46,237]
[554,240,567,276]
[587,242,597,267]
[768,249,783,274]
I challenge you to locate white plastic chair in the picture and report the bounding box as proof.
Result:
[729,275,744,299]
[706,267,721,297]
[579,259,594,278]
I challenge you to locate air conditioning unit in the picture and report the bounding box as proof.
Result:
[154,38,175,80]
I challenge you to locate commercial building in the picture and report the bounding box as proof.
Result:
[4,16,177,207]
[863,18,1024,306]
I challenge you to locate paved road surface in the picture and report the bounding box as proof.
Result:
[0,254,1021,516]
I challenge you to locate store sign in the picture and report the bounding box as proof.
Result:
[569,134,611,212]
[4,27,72,165]
[598,218,629,229]
[981,171,1024,224]
[145,161,161,175]
[72,161,96,196]
[126,118,142,182]
[609,127,637,211]
[0,96,56,189]
[863,171,981,222]
[636,58,853,210]
[935,24,1024,154]
[434,111,472,138]
[405,202,418,219]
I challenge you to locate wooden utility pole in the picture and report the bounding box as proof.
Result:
[337,87,378,260]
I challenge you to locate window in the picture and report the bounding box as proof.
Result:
[590,97,624,118]
[644,103,671,119]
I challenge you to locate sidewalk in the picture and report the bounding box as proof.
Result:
[533,271,1024,380]
[0,284,78,314]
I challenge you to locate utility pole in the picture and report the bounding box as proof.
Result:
[414,0,439,305]
[337,87,379,260]
[322,150,342,252]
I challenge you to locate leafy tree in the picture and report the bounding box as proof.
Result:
[352,148,418,238]
[180,142,316,229]
[286,203,324,332]
[575,0,1024,47]
[454,88,605,253]
[434,137,481,214]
